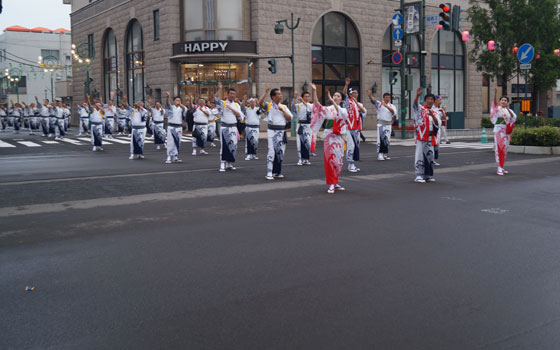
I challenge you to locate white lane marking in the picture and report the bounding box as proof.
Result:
[1,156,559,217]
[17,141,41,147]
[42,141,60,144]
[481,208,509,214]
[105,138,129,144]
[0,140,16,148]
[58,138,84,145]
[77,138,91,142]
[144,140,153,144]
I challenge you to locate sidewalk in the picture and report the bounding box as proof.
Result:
[255,128,494,142]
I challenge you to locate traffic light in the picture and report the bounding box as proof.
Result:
[390,71,398,85]
[451,5,461,31]
[268,58,277,74]
[438,3,451,31]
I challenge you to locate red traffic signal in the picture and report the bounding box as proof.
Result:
[439,3,452,30]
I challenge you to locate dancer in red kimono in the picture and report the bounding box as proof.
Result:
[490,86,517,175]
[310,83,350,194]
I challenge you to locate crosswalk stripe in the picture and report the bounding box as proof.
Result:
[106,138,129,144]
[77,138,91,142]
[0,140,16,148]
[59,138,84,145]
[17,141,41,147]
[42,141,60,144]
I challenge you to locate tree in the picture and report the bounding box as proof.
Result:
[468,0,560,105]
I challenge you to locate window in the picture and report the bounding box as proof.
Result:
[153,10,160,41]
[482,76,489,113]
[88,34,94,58]
[431,30,465,113]
[382,25,420,119]
[311,12,360,104]
[126,20,145,104]
[183,0,244,41]
[103,28,119,102]
[1,76,27,94]
[41,49,60,62]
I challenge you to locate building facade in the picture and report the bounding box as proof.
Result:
[0,26,73,105]
[66,0,508,129]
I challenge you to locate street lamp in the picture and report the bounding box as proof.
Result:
[38,55,63,102]
[274,12,300,136]
[71,42,96,97]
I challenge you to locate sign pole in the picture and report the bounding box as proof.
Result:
[525,69,528,128]
[399,0,407,139]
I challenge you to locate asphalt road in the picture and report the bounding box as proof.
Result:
[1,130,560,349]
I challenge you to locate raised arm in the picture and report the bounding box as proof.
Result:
[311,83,320,107]
[165,91,170,108]
[343,77,350,96]
[413,87,422,106]
[258,85,270,108]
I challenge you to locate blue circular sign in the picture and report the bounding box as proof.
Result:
[392,13,403,26]
[392,52,402,65]
[518,43,534,64]
[392,28,403,41]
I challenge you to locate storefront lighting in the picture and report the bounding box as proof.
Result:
[71,44,76,49]
[198,64,204,67]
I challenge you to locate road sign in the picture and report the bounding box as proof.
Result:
[403,2,421,34]
[392,13,403,26]
[394,40,402,47]
[392,27,403,41]
[520,63,532,70]
[425,14,439,26]
[518,44,534,64]
[392,52,403,65]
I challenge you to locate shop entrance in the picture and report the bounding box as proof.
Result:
[179,61,254,100]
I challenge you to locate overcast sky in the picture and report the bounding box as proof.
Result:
[1,0,71,30]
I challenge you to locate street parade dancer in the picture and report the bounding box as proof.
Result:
[116,103,129,135]
[432,96,445,166]
[76,101,90,136]
[36,97,50,137]
[412,87,439,183]
[25,102,40,135]
[243,97,263,160]
[292,90,313,165]
[147,98,166,150]
[53,100,66,140]
[343,78,366,172]
[215,82,242,172]
[124,97,148,160]
[101,97,116,139]
[490,86,517,176]
[0,104,7,132]
[88,97,105,151]
[310,83,349,194]
[367,90,397,161]
[10,101,22,134]
[48,102,57,137]
[259,86,293,180]
[164,91,186,163]
[192,97,210,156]
[207,101,219,147]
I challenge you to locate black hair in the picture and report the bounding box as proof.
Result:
[270,88,281,99]
[227,88,237,94]
[333,90,345,106]
[499,96,509,102]
[301,91,310,97]
[425,93,436,101]
[173,96,181,101]
[382,92,391,98]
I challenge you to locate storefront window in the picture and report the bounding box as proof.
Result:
[184,0,244,41]
[431,30,465,112]
[126,20,144,103]
[103,28,118,103]
[179,61,254,100]
[311,12,361,104]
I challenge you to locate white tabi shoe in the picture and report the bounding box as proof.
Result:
[200,150,208,155]
[297,161,303,166]
[426,177,436,182]
[327,185,335,194]
[192,150,197,156]
[165,157,172,164]
[383,154,391,160]
[334,184,345,191]
[245,155,252,161]
[138,155,145,159]
[377,154,385,161]
[129,155,136,160]
[265,175,274,180]
[414,176,426,183]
